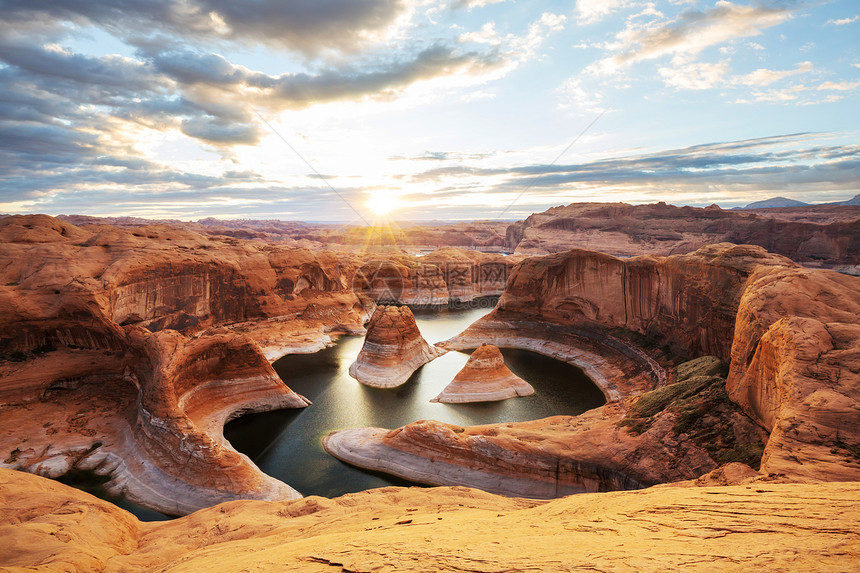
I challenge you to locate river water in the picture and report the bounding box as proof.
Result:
[223,304,606,499]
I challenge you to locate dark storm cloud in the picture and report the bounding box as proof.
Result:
[0,0,408,56]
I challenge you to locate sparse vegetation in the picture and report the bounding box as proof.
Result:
[5,281,18,286]
[619,356,765,470]
[834,437,860,463]
[4,448,20,464]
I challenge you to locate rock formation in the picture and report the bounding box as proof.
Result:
[3,467,859,572]
[351,248,520,306]
[505,201,860,274]
[327,244,860,495]
[325,355,766,496]
[431,344,534,403]
[348,306,445,388]
[0,214,373,514]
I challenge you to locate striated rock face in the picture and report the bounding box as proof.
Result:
[3,468,859,572]
[431,344,534,403]
[497,243,794,362]
[349,306,445,388]
[0,215,373,514]
[328,243,860,495]
[726,266,860,481]
[506,201,860,274]
[352,248,520,306]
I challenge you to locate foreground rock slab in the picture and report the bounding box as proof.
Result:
[1,468,858,572]
[431,344,534,403]
[349,305,445,388]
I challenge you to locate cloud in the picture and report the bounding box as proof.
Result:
[659,60,731,90]
[453,0,509,9]
[589,1,797,75]
[556,77,606,113]
[0,1,519,214]
[402,134,860,209]
[575,0,634,25]
[826,15,858,26]
[0,0,410,57]
[736,60,813,86]
[459,12,566,60]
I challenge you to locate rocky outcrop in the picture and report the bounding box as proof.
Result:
[726,266,860,481]
[506,201,860,274]
[326,355,767,496]
[0,215,373,514]
[496,243,794,362]
[327,244,860,495]
[349,306,445,388]
[352,248,520,306]
[431,344,534,403]
[3,468,859,572]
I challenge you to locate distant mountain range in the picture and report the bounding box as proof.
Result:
[735,194,860,209]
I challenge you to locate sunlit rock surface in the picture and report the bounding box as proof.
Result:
[506,201,860,274]
[2,468,858,572]
[348,305,445,388]
[0,215,373,514]
[431,344,534,403]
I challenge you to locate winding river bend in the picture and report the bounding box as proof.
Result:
[224,304,606,499]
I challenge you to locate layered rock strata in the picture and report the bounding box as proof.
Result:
[431,344,534,403]
[0,215,373,514]
[3,467,859,572]
[349,306,445,388]
[327,244,860,495]
[506,201,860,273]
[352,248,520,306]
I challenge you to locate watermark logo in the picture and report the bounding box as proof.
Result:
[352,259,508,309]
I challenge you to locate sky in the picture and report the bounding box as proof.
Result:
[0,0,858,223]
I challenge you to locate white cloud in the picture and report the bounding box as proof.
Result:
[454,0,509,9]
[817,80,860,91]
[659,60,731,90]
[826,15,858,26]
[459,12,566,59]
[589,1,797,76]
[576,0,633,25]
[556,77,605,113]
[736,61,813,87]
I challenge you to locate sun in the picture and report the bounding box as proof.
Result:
[366,190,400,216]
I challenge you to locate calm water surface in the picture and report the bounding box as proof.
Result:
[224,304,606,498]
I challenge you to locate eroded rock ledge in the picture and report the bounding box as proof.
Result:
[327,244,860,494]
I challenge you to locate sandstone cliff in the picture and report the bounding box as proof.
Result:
[506,202,860,274]
[431,344,534,403]
[0,215,372,514]
[2,467,858,572]
[349,306,445,388]
[328,244,860,495]
[352,248,519,306]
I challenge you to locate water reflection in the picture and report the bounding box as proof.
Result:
[224,305,606,498]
